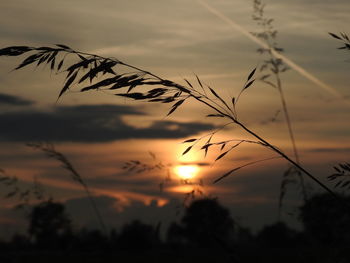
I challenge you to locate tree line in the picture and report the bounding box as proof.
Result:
[1,193,349,263]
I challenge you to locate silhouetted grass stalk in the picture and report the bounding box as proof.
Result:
[27,143,108,235]
[0,44,345,207]
[0,168,48,206]
[252,0,307,212]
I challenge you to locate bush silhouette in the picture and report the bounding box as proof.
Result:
[166,222,186,247]
[180,198,235,248]
[28,200,72,249]
[118,220,160,250]
[299,193,350,246]
[256,221,298,248]
[73,228,109,251]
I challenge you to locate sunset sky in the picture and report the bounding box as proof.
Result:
[0,0,349,239]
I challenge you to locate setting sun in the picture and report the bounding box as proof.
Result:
[174,165,199,180]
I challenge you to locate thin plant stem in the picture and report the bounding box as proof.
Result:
[27,143,108,235]
[252,0,308,204]
[124,65,340,200]
[1,45,347,208]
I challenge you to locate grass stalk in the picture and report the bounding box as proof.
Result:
[0,43,347,209]
[27,143,108,235]
[252,0,308,210]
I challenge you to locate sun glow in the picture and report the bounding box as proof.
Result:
[175,165,199,180]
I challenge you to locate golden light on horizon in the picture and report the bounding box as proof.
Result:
[168,185,197,193]
[174,165,199,180]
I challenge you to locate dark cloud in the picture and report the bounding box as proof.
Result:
[0,93,34,106]
[0,103,215,142]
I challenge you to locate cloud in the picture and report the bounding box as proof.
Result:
[0,97,215,142]
[0,93,34,106]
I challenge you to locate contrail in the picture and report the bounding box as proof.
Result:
[196,0,345,100]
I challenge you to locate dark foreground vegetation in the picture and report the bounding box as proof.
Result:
[1,194,349,263]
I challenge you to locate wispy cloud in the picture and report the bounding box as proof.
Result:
[196,0,347,102]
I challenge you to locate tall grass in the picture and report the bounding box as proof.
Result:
[329,32,350,52]
[26,142,108,235]
[327,32,350,193]
[0,44,342,206]
[251,0,307,215]
[0,167,48,208]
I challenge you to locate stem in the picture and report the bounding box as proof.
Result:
[184,86,341,204]
[275,74,299,161]
[29,142,109,236]
[83,184,108,235]
[70,49,341,206]
[233,118,338,200]
[260,12,308,202]
[275,73,307,201]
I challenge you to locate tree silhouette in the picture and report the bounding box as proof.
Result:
[118,220,160,250]
[256,221,298,248]
[166,222,186,247]
[10,234,31,251]
[180,198,235,248]
[74,228,108,251]
[299,193,350,246]
[28,200,72,249]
